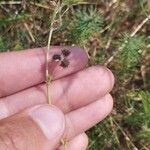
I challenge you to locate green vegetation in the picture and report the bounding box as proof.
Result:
[69,7,103,45]
[0,0,150,149]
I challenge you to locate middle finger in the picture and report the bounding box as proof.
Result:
[0,66,114,119]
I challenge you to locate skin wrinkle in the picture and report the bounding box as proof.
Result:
[64,115,76,140]
[0,132,8,149]
[6,120,25,149]
[0,123,19,150]
[68,74,87,110]
[5,99,16,117]
[0,114,48,150]
[90,95,112,119]
[26,117,47,150]
[66,94,113,139]
[97,95,113,119]
[51,80,70,112]
[2,85,47,118]
[0,88,6,98]
[69,105,88,136]
[64,74,82,112]
[61,83,72,113]
[5,132,19,150]
[25,117,48,150]
[94,67,108,88]
[65,105,89,140]
[51,73,80,113]
[0,100,9,119]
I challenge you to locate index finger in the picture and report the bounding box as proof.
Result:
[0,46,88,97]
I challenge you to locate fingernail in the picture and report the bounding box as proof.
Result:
[29,105,65,140]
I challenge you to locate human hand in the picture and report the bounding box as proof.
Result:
[0,47,114,150]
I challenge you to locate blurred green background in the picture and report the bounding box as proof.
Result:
[0,0,150,149]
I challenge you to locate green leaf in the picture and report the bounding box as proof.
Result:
[69,6,103,45]
[140,91,150,116]
[117,33,146,76]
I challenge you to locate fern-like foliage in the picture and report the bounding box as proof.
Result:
[117,33,146,77]
[0,12,30,27]
[124,91,150,140]
[69,7,103,45]
[139,91,150,118]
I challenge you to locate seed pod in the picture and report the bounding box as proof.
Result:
[60,58,70,68]
[62,49,71,57]
[52,54,61,62]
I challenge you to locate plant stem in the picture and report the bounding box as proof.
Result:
[61,139,67,150]
[46,2,68,150]
[45,2,59,105]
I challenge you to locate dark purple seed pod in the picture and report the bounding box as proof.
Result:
[60,58,70,68]
[61,49,71,57]
[52,54,61,62]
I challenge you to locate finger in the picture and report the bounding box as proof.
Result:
[0,66,114,119]
[0,94,112,150]
[58,133,88,150]
[64,94,113,139]
[0,46,88,97]
[0,105,65,150]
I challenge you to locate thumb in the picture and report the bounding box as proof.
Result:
[0,105,65,150]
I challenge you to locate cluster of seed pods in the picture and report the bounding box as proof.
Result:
[52,49,70,68]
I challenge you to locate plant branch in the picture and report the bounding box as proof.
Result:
[130,15,150,37]
[45,2,61,105]
[23,23,35,43]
